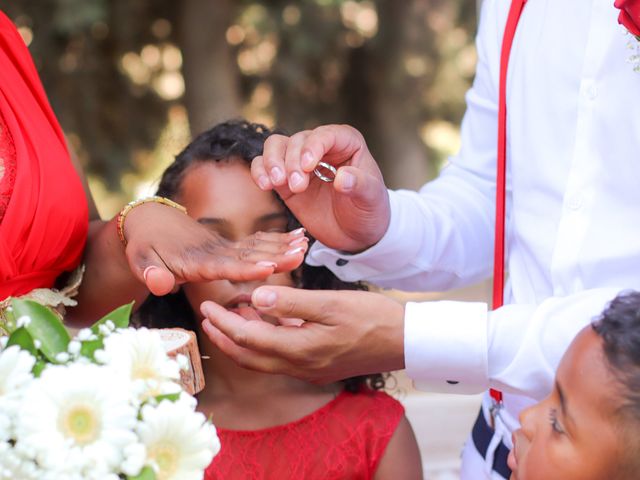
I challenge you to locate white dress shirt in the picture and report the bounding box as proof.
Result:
[308,0,640,440]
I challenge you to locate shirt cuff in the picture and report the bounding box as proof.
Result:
[306,190,425,282]
[405,300,489,394]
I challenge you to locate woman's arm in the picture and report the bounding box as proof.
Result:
[374,415,423,480]
[67,203,307,326]
[64,141,306,325]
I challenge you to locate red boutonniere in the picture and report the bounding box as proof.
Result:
[615,0,640,72]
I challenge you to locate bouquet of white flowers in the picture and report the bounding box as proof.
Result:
[0,299,220,480]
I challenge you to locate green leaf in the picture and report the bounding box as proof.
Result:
[128,465,156,480]
[90,302,134,334]
[11,299,70,362]
[154,392,181,403]
[32,359,47,377]
[6,327,37,356]
[79,338,104,362]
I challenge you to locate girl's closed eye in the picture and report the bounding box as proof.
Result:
[548,408,565,434]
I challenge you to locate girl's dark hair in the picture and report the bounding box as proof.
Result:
[136,119,385,393]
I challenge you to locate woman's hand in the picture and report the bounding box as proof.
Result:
[123,202,307,296]
[69,203,307,324]
[199,286,405,383]
[252,125,391,253]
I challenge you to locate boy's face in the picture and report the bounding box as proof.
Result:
[508,327,627,480]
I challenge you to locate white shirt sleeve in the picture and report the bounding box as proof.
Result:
[306,0,506,292]
[406,288,622,399]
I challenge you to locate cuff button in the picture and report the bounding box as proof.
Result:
[336,258,349,266]
[446,380,459,385]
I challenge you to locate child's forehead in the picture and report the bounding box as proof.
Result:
[180,160,284,216]
[558,328,624,419]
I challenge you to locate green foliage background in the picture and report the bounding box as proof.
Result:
[1,0,478,214]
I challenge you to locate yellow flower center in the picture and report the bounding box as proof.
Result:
[149,443,179,480]
[132,363,158,381]
[59,403,100,445]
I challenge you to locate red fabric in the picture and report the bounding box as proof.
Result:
[490,0,527,404]
[615,0,640,37]
[0,11,88,301]
[204,390,404,480]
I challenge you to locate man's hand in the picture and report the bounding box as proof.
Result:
[199,286,405,383]
[124,202,307,295]
[252,124,391,252]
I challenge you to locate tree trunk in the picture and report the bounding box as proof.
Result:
[342,0,437,190]
[179,0,242,135]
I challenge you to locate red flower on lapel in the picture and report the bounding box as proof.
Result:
[615,0,640,38]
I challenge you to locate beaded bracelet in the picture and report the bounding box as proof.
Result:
[116,196,187,247]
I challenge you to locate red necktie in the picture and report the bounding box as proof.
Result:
[490,0,528,405]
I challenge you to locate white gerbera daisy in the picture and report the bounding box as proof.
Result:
[0,346,35,415]
[15,363,140,476]
[102,328,181,398]
[137,400,220,480]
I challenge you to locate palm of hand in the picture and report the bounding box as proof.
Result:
[275,151,389,252]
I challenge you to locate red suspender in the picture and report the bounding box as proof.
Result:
[490,0,528,405]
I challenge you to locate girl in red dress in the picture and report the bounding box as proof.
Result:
[137,120,423,480]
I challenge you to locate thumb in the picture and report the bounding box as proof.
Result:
[127,248,176,296]
[333,166,387,212]
[251,286,330,323]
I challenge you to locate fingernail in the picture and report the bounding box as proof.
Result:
[258,175,270,190]
[254,288,277,308]
[290,227,306,236]
[340,171,356,191]
[270,167,284,184]
[289,236,308,246]
[256,260,277,269]
[143,266,156,283]
[301,151,314,170]
[289,172,304,189]
[285,246,305,255]
[200,302,214,317]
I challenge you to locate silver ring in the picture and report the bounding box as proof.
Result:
[313,162,337,183]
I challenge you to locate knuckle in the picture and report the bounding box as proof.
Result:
[232,329,249,347]
[237,248,252,261]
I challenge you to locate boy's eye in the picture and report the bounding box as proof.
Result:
[548,408,565,434]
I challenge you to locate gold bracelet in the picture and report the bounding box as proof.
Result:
[116,196,188,247]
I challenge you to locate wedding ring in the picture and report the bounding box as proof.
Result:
[313,162,337,183]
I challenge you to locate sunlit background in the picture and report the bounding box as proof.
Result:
[3,0,477,218]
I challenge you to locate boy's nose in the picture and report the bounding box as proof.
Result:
[518,404,538,439]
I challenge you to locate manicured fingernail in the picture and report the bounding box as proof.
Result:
[285,246,305,255]
[143,266,156,283]
[340,171,356,191]
[254,289,277,308]
[256,261,277,269]
[270,167,284,183]
[289,236,308,246]
[301,151,314,170]
[258,175,270,190]
[289,171,304,189]
[290,227,306,236]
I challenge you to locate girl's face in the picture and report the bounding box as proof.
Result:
[508,327,626,480]
[177,158,294,324]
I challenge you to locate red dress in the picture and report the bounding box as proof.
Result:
[0,11,88,301]
[205,390,404,480]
